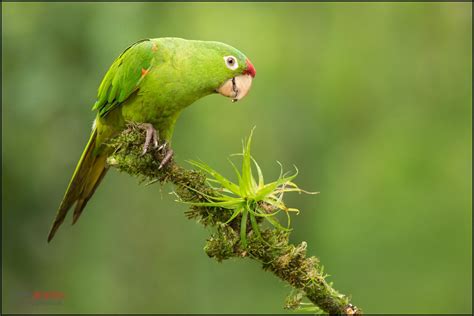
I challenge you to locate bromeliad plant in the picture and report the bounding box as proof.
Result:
[187,129,317,247]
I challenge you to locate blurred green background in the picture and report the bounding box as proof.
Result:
[2,2,471,314]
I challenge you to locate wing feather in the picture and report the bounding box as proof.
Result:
[92,39,155,117]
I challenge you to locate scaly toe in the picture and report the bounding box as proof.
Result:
[138,123,158,155]
[159,148,174,169]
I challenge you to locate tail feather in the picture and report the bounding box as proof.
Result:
[47,128,108,242]
[72,163,108,225]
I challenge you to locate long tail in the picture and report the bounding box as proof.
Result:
[47,128,109,242]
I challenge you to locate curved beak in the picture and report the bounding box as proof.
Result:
[217,58,256,102]
[243,58,256,78]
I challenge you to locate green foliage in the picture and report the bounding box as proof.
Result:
[186,128,317,248]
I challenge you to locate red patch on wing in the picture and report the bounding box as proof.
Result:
[141,68,149,76]
[244,58,256,78]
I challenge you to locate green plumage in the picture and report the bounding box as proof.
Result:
[48,37,254,242]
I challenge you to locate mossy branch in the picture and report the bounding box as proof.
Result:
[107,124,361,315]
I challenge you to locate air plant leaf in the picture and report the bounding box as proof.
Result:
[188,160,241,195]
[249,208,263,241]
[240,208,249,248]
[255,173,298,201]
[225,206,244,224]
[266,212,292,231]
[251,156,264,189]
[185,129,314,248]
[187,200,243,208]
[227,157,242,184]
[240,128,255,197]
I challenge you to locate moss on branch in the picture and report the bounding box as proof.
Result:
[106,123,361,315]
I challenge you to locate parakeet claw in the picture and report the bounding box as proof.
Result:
[157,143,166,151]
[138,123,159,155]
[135,123,172,168]
[158,143,174,169]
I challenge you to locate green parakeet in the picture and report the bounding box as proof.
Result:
[47,37,256,242]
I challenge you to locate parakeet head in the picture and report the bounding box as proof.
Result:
[210,43,256,102]
[176,39,256,103]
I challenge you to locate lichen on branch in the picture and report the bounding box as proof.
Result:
[106,123,361,315]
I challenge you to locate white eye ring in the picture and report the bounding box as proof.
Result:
[224,56,238,70]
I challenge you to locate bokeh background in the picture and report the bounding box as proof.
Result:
[2,2,472,314]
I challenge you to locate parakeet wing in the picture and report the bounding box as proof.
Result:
[92,39,155,117]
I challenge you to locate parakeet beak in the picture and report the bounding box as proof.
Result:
[243,58,256,78]
[217,58,256,102]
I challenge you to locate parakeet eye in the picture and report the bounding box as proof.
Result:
[224,56,238,70]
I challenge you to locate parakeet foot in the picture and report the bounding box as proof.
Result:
[158,143,174,169]
[137,123,159,155]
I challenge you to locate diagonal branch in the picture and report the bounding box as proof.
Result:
[106,124,362,315]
